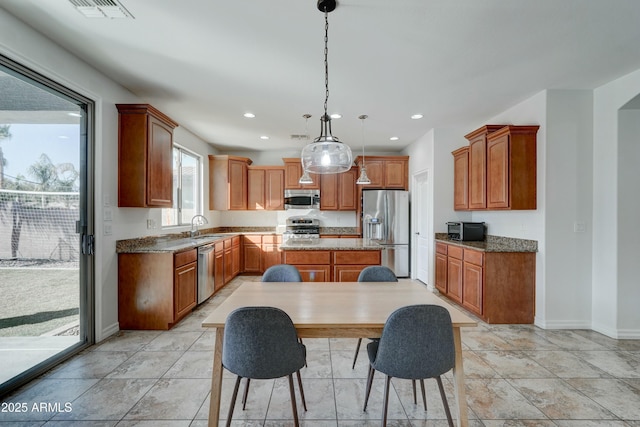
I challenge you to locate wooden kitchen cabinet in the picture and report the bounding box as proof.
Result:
[283,249,381,282]
[223,238,233,285]
[248,166,285,210]
[486,125,539,210]
[209,155,252,210]
[283,158,320,189]
[460,124,538,211]
[243,235,262,273]
[446,245,463,304]
[464,125,504,210]
[452,147,469,210]
[174,250,198,321]
[118,248,196,330]
[435,240,535,323]
[116,104,178,208]
[354,156,409,190]
[262,236,283,272]
[283,250,331,282]
[231,236,241,277]
[242,234,282,274]
[435,242,448,293]
[462,248,483,315]
[214,241,225,291]
[320,167,357,211]
[332,250,381,281]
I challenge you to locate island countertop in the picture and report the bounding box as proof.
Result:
[279,238,381,251]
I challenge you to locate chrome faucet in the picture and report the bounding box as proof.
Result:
[190,214,208,237]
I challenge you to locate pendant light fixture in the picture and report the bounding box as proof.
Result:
[300,0,353,175]
[299,115,314,184]
[356,114,371,185]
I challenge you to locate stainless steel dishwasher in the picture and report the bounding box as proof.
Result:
[197,242,216,304]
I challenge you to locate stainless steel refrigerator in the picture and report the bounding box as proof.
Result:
[362,190,410,277]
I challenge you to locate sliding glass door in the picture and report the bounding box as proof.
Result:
[0,54,93,395]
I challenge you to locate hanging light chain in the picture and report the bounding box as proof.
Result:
[323,10,330,118]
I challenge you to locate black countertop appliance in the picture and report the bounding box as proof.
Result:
[446,221,486,241]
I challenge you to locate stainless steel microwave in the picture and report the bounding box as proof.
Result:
[284,189,320,209]
[447,221,485,241]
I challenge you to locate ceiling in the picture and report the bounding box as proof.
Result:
[2,0,640,152]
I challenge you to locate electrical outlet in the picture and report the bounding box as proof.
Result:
[104,207,112,221]
[574,221,586,233]
[147,219,156,229]
[104,223,112,236]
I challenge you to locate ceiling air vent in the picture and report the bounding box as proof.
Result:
[68,0,134,19]
[290,134,310,141]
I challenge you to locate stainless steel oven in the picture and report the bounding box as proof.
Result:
[284,189,320,209]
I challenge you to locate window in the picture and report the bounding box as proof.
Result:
[162,145,201,226]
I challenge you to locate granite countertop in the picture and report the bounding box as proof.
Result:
[116,227,279,254]
[280,238,381,251]
[435,233,537,252]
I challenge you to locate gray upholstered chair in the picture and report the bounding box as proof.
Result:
[352,266,398,369]
[262,264,303,282]
[222,306,307,427]
[362,304,455,427]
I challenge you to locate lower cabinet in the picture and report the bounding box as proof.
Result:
[434,241,535,324]
[242,234,282,274]
[118,249,197,330]
[283,249,381,282]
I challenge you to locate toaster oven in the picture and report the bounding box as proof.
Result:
[446,221,485,241]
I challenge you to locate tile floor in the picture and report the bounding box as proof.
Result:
[2,276,640,426]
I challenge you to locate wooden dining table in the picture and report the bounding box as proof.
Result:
[202,281,478,427]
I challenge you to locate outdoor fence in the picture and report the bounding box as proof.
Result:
[0,189,79,260]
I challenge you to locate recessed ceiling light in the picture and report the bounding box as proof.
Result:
[260,135,269,140]
[244,113,256,118]
[411,114,423,120]
[330,113,342,119]
[390,136,399,141]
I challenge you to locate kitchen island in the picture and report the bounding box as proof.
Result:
[280,238,382,282]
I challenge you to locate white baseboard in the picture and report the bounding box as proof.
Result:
[592,322,640,339]
[534,317,592,330]
[97,322,120,343]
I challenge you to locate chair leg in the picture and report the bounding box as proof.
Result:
[287,374,300,427]
[352,338,362,369]
[299,338,307,367]
[436,376,454,427]
[420,379,427,411]
[381,375,392,427]
[363,364,375,411]
[296,370,307,411]
[226,376,242,427]
[412,379,417,404]
[241,378,250,410]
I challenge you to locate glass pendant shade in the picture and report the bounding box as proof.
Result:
[301,114,353,174]
[356,165,371,184]
[356,114,371,184]
[298,169,314,184]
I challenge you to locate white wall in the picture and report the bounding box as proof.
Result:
[543,90,593,328]
[0,9,217,341]
[593,67,640,338]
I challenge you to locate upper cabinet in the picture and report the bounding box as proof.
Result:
[452,147,469,211]
[282,158,320,189]
[455,125,538,211]
[320,167,357,211]
[209,155,252,210]
[247,166,285,210]
[116,104,178,207]
[486,125,539,210]
[354,156,409,190]
[464,125,504,210]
